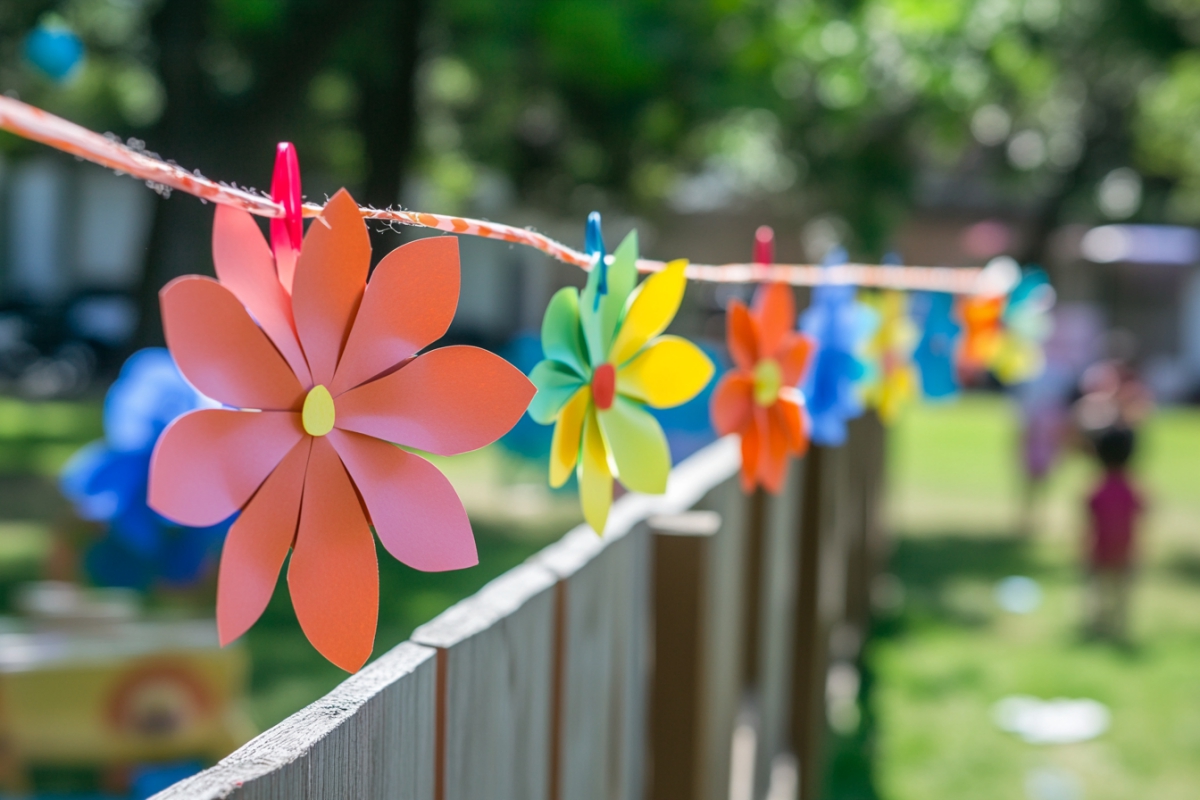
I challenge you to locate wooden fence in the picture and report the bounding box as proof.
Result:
[153,415,886,800]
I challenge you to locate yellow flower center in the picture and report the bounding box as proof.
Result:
[302,385,335,436]
[753,358,782,407]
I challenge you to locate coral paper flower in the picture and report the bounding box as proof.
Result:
[528,226,713,534]
[148,190,535,672]
[710,283,814,493]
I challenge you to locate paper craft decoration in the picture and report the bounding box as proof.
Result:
[910,291,962,400]
[799,248,876,447]
[992,268,1055,384]
[147,181,535,673]
[958,267,1054,386]
[711,286,813,492]
[61,348,229,588]
[711,228,814,492]
[860,278,919,424]
[528,214,713,534]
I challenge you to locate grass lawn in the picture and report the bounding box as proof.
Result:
[871,394,1200,800]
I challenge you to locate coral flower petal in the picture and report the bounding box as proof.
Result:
[161,277,305,410]
[777,332,816,387]
[288,437,378,673]
[753,283,796,358]
[334,346,535,456]
[728,300,759,372]
[217,437,312,646]
[777,392,809,456]
[757,406,789,494]
[149,409,304,527]
[329,429,477,572]
[330,236,461,396]
[739,413,760,493]
[291,190,370,387]
[212,205,312,386]
[579,407,613,533]
[711,373,754,436]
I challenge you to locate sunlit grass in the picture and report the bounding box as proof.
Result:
[874,394,1200,800]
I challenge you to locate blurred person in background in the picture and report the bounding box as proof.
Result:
[1083,425,1143,642]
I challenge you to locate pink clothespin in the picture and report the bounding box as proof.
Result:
[753,225,774,280]
[270,142,303,293]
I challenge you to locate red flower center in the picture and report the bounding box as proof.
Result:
[592,363,616,410]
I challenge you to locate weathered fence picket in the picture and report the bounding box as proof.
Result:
[411,561,558,800]
[153,642,437,799]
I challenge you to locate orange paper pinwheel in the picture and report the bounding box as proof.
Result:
[147,190,535,672]
[710,284,814,493]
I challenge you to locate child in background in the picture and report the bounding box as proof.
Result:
[1084,426,1144,642]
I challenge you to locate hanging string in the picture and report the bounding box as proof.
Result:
[0,96,1006,295]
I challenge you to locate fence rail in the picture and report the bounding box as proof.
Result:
[153,420,886,800]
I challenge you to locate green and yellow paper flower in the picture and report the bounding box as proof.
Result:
[860,289,918,424]
[528,229,713,533]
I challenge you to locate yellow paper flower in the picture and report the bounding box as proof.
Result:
[861,289,918,423]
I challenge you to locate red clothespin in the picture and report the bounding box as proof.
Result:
[270,142,303,293]
[753,225,774,280]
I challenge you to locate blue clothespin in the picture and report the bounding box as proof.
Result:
[586,211,607,310]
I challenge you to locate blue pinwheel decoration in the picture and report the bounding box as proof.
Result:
[798,248,877,447]
[61,349,230,589]
[910,291,961,400]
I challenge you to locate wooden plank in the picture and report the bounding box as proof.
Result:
[644,476,747,800]
[411,562,558,800]
[752,459,805,797]
[695,476,748,800]
[531,435,743,800]
[531,523,649,800]
[151,641,437,800]
[790,443,841,800]
[648,511,719,800]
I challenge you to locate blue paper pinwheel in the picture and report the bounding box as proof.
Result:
[61,349,230,589]
[910,291,962,400]
[799,248,876,447]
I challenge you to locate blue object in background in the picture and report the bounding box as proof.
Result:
[61,349,230,589]
[799,248,875,447]
[911,291,962,400]
[24,20,84,82]
[131,760,204,799]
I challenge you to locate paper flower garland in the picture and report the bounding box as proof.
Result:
[910,291,961,400]
[711,283,813,493]
[147,189,534,672]
[799,249,876,447]
[860,288,918,423]
[528,215,713,534]
[958,268,1054,386]
[992,268,1055,385]
[61,348,228,588]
